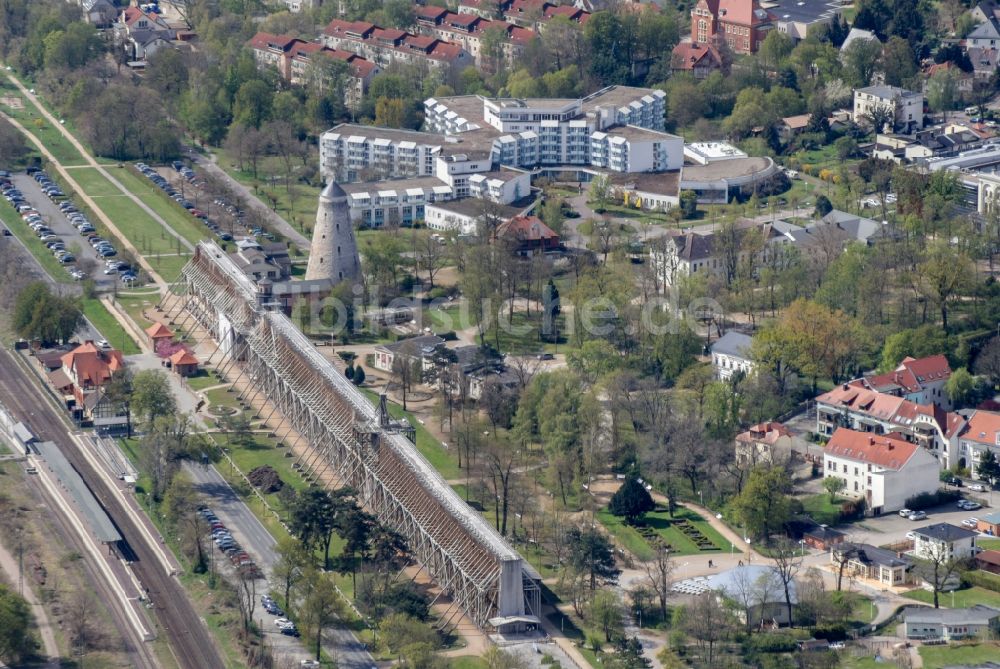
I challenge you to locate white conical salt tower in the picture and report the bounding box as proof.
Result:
[306,181,360,284]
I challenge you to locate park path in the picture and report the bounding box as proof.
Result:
[3,70,198,285]
[0,535,61,668]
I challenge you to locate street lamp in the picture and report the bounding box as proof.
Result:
[799,539,806,556]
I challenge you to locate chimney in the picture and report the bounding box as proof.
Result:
[842,383,849,391]
[869,436,875,445]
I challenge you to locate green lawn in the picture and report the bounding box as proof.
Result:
[978,538,1000,551]
[597,507,729,560]
[146,253,191,283]
[107,166,209,246]
[485,310,567,356]
[920,642,1000,669]
[425,303,466,332]
[449,658,488,669]
[0,198,73,282]
[68,167,127,197]
[185,370,223,392]
[81,298,141,355]
[88,195,189,256]
[801,494,845,526]
[2,107,88,166]
[214,147,320,232]
[903,586,1000,609]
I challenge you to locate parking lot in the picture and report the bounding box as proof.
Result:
[9,174,118,288]
[847,494,996,547]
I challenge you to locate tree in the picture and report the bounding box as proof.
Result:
[679,190,698,219]
[375,97,408,128]
[841,37,883,88]
[977,450,1000,486]
[12,281,82,343]
[864,103,895,132]
[880,36,918,88]
[823,476,846,503]
[770,539,804,626]
[130,370,176,427]
[814,194,833,217]
[731,466,792,542]
[232,79,273,129]
[919,241,974,331]
[927,68,959,118]
[681,593,734,666]
[919,537,966,608]
[290,488,337,569]
[567,526,620,590]
[590,589,624,642]
[974,336,1000,387]
[272,536,312,611]
[0,585,35,663]
[0,117,28,167]
[391,340,422,411]
[353,365,366,385]
[642,543,675,619]
[946,367,980,408]
[608,478,654,525]
[834,136,858,162]
[482,434,518,536]
[300,571,343,661]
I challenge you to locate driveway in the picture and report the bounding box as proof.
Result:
[12,174,116,289]
[844,498,993,547]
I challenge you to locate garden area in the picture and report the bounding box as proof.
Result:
[597,506,728,561]
[903,586,1000,609]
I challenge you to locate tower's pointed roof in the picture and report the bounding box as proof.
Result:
[321,181,347,200]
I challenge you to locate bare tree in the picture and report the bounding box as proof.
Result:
[482,435,518,536]
[683,593,735,666]
[642,543,675,620]
[415,234,445,288]
[771,539,804,626]
[235,570,257,636]
[390,340,422,411]
[920,539,966,608]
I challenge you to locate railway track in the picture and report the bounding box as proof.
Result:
[0,347,224,669]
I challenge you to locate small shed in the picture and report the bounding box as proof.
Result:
[977,549,1000,575]
[977,511,1000,537]
[169,350,199,377]
[803,525,847,551]
[145,322,174,346]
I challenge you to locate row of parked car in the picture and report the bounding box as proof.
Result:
[2,172,85,276]
[261,595,300,637]
[170,161,276,242]
[198,506,264,582]
[137,161,237,242]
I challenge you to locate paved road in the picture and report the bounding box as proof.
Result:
[184,462,377,669]
[11,173,116,290]
[0,347,224,669]
[189,149,311,252]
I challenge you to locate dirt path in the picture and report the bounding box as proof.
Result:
[0,530,61,667]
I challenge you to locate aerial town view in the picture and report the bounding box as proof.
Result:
[8,0,1000,668]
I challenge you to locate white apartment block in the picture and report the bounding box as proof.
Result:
[853,85,924,133]
[319,125,443,182]
[823,428,940,516]
[911,523,979,561]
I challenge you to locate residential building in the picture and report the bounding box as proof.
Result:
[228,238,291,282]
[952,409,1000,477]
[822,428,940,515]
[839,27,880,55]
[669,41,724,79]
[814,382,960,466]
[80,0,118,27]
[857,355,953,408]
[977,511,1000,537]
[414,7,536,69]
[116,6,176,61]
[687,0,776,55]
[82,387,130,433]
[853,85,924,134]
[911,523,979,561]
[778,114,812,142]
[830,542,915,587]
[53,341,125,407]
[903,605,1000,641]
[710,331,754,381]
[319,124,447,183]
[372,335,446,373]
[424,199,527,235]
[495,215,560,256]
[248,33,380,110]
[320,19,472,73]
[735,421,793,466]
[423,87,677,172]
[967,13,1000,50]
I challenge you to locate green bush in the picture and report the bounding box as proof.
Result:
[964,570,1000,593]
[746,633,799,653]
[906,489,961,510]
[813,624,848,641]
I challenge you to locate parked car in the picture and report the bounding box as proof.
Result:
[969,483,987,492]
[899,508,912,517]
[907,510,928,521]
